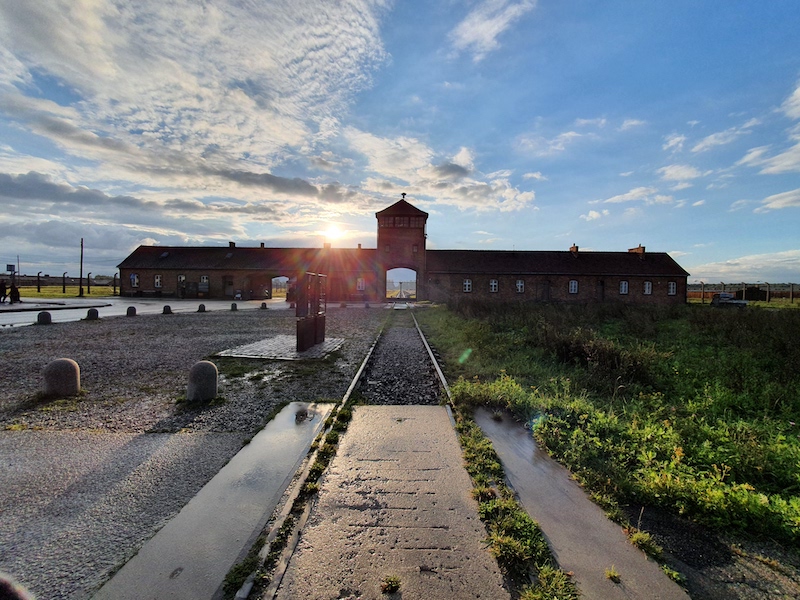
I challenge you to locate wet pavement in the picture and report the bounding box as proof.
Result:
[274,405,510,600]
[475,408,689,600]
[0,297,293,327]
[92,401,332,600]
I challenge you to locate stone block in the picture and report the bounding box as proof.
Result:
[37,311,52,325]
[231,303,237,311]
[198,304,206,313]
[86,308,99,320]
[163,305,172,314]
[126,306,137,317]
[43,358,81,397]
[187,360,218,402]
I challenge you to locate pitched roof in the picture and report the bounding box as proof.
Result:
[118,246,377,273]
[426,250,689,277]
[375,198,428,218]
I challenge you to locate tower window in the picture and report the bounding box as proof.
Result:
[463,279,472,293]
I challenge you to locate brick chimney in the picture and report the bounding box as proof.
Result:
[229,241,235,248]
[628,244,645,258]
[570,244,579,257]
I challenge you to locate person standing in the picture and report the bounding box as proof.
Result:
[9,283,20,304]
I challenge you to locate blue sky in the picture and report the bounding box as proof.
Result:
[1,1,799,283]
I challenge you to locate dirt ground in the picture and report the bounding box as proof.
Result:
[622,505,800,599]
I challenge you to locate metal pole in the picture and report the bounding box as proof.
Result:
[63,272,67,293]
[701,282,705,304]
[113,273,118,296]
[766,282,770,303]
[87,272,92,295]
[37,271,42,293]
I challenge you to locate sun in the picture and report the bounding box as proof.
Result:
[324,225,343,240]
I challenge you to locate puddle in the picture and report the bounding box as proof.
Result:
[93,401,333,600]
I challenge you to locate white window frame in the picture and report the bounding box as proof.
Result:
[154,274,162,288]
[200,275,209,284]
[516,279,524,294]
[620,280,629,295]
[130,273,139,288]
[643,281,652,295]
[463,279,472,293]
[489,279,499,293]
[668,281,677,296]
[356,277,366,292]
[568,279,578,294]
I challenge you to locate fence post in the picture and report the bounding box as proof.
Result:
[701,282,705,304]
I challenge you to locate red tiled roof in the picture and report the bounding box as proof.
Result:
[426,249,689,277]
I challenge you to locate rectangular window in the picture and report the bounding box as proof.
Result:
[178,274,186,283]
[668,281,677,295]
[569,280,578,294]
[396,216,409,227]
[643,281,652,295]
[620,280,629,295]
[412,244,418,253]
[200,275,209,283]
[516,279,524,293]
[154,274,162,288]
[410,217,425,228]
[130,273,140,288]
[489,279,499,293]
[356,277,366,291]
[463,279,472,293]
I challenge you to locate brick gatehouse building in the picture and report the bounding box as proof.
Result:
[118,197,688,304]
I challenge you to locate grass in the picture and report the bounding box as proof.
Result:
[417,302,800,545]
[453,405,578,598]
[380,575,401,594]
[16,285,114,299]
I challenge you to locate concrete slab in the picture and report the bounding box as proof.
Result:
[217,334,345,360]
[475,408,689,600]
[274,405,510,600]
[93,401,332,600]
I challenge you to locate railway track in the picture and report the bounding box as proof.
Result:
[356,309,449,406]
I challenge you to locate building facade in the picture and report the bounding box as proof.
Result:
[118,197,689,304]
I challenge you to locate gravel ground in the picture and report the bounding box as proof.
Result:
[358,310,441,405]
[0,306,387,599]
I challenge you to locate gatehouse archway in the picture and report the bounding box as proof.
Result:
[386,268,417,300]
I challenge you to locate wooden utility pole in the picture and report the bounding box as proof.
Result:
[79,238,84,297]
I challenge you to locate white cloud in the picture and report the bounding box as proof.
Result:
[754,188,800,213]
[523,171,548,181]
[671,182,693,191]
[658,164,703,181]
[619,119,646,131]
[781,81,800,120]
[575,117,606,128]
[603,186,657,203]
[346,128,536,212]
[692,200,705,207]
[449,0,537,62]
[729,199,752,211]
[691,118,758,153]
[518,131,582,156]
[688,249,800,282]
[580,209,609,221]
[662,133,686,152]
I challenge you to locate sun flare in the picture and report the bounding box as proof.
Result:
[324,225,342,240]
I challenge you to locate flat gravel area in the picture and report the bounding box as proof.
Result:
[0,306,386,599]
[359,311,441,405]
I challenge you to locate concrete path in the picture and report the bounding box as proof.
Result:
[93,402,332,600]
[274,405,510,600]
[475,408,689,600]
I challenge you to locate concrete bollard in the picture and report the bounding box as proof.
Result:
[43,358,81,397]
[365,302,370,309]
[231,303,237,311]
[260,302,268,309]
[198,304,206,313]
[126,306,137,317]
[163,305,172,314]
[37,311,52,325]
[86,308,99,320]
[187,360,218,403]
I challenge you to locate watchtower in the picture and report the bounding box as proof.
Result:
[376,194,428,299]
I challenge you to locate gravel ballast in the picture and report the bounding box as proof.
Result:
[0,306,387,599]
